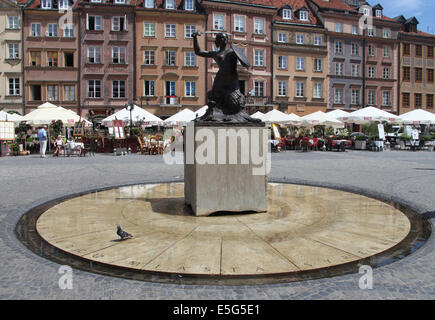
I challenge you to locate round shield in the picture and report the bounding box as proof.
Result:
[231,43,250,68]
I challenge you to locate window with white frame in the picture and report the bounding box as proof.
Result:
[8,78,20,96]
[352,25,358,35]
[278,32,287,43]
[376,10,382,18]
[114,0,125,3]
[254,18,264,34]
[144,0,154,8]
[47,24,58,37]
[144,80,155,96]
[112,16,126,32]
[214,14,224,30]
[165,24,176,37]
[296,34,304,44]
[112,80,126,98]
[363,8,370,16]
[254,81,264,96]
[185,81,196,97]
[383,45,390,58]
[335,63,343,76]
[144,23,155,37]
[47,85,58,101]
[254,49,264,67]
[335,41,343,54]
[234,16,245,32]
[112,47,126,64]
[30,23,41,36]
[185,25,196,38]
[8,16,18,29]
[296,57,305,71]
[383,68,390,79]
[314,36,322,46]
[368,66,376,78]
[368,44,376,56]
[278,56,287,69]
[58,0,68,10]
[368,28,374,36]
[185,0,194,11]
[185,51,196,66]
[41,0,51,9]
[87,15,102,31]
[165,0,175,9]
[296,82,304,97]
[91,0,101,2]
[64,24,74,37]
[278,81,287,96]
[88,47,101,63]
[88,80,101,98]
[352,64,360,77]
[8,43,19,59]
[335,88,344,104]
[64,85,75,101]
[336,23,343,33]
[368,90,376,105]
[351,43,359,55]
[383,91,391,106]
[299,10,308,21]
[282,9,292,20]
[351,89,360,105]
[314,58,322,72]
[165,50,176,65]
[144,50,155,65]
[313,83,322,98]
[383,28,391,39]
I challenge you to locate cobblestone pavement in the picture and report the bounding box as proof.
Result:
[0,150,434,299]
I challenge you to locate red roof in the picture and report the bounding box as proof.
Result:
[310,0,354,12]
[400,30,435,39]
[273,0,321,26]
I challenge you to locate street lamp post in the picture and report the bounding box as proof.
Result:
[125,103,134,136]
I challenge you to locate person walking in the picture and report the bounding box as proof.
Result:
[38,126,47,158]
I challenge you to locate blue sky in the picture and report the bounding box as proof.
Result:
[375,0,435,34]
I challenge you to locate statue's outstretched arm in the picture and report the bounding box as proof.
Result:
[193,32,216,58]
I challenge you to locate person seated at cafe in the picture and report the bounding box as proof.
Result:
[53,135,64,157]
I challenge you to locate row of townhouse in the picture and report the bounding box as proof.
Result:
[1,0,434,123]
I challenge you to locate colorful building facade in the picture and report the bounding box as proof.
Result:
[272,0,327,116]
[23,0,79,114]
[0,0,23,114]
[135,0,207,119]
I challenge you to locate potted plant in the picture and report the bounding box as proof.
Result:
[354,134,367,150]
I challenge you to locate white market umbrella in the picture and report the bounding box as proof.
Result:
[164,108,196,126]
[251,111,266,121]
[338,106,398,124]
[0,110,23,123]
[102,105,163,127]
[396,109,435,125]
[195,105,208,118]
[263,109,297,124]
[327,109,350,120]
[301,111,344,128]
[21,102,88,127]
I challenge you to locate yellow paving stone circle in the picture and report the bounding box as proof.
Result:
[36,183,411,276]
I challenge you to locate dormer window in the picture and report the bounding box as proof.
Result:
[91,0,102,3]
[376,10,382,18]
[166,0,175,9]
[185,0,194,11]
[144,0,154,8]
[58,0,68,10]
[41,0,52,9]
[299,10,308,21]
[363,8,370,16]
[114,0,125,3]
[282,9,292,20]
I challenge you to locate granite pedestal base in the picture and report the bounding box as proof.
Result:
[184,122,269,216]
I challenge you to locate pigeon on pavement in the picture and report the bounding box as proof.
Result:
[116,225,133,240]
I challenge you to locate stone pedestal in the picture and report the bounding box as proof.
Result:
[184,122,269,216]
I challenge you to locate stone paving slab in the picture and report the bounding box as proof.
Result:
[0,151,434,299]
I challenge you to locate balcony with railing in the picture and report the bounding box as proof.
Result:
[159,96,181,107]
[245,96,274,107]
